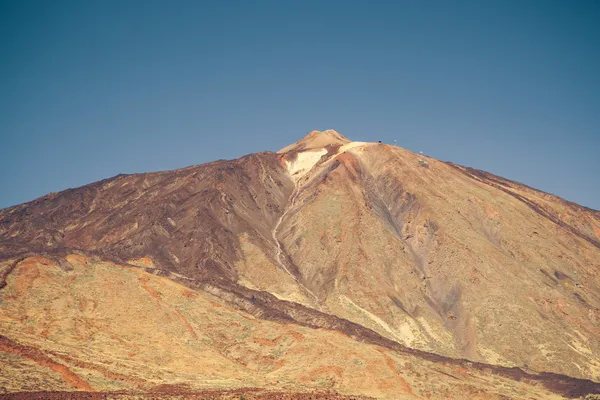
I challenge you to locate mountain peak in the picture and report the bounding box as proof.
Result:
[3,127,600,399]
[278,129,351,153]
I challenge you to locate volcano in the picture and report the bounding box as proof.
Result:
[1,130,599,399]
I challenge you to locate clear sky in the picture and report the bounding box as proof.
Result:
[1,0,599,210]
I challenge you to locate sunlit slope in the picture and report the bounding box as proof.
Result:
[1,129,599,388]
[0,255,569,399]
[274,138,600,380]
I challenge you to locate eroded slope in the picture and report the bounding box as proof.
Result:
[1,129,599,391]
[275,139,600,380]
[1,255,596,399]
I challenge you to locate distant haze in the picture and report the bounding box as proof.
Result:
[1,0,599,210]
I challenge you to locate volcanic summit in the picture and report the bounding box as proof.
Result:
[1,130,599,399]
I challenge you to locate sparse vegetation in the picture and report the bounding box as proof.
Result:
[2,130,600,400]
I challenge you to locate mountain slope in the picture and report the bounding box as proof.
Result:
[4,254,597,399]
[1,129,599,398]
[273,137,600,379]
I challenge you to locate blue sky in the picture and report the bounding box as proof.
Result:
[1,0,599,210]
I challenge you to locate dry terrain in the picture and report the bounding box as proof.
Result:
[1,130,599,399]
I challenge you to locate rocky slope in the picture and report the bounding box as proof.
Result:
[1,130,599,398]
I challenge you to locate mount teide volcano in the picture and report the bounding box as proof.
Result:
[1,130,599,399]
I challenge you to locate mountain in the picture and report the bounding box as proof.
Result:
[1,130,600,399]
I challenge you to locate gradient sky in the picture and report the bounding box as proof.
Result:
[1,0,599,210]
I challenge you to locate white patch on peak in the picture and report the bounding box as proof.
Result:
[283,141,370,183]
[285,148,327,182]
